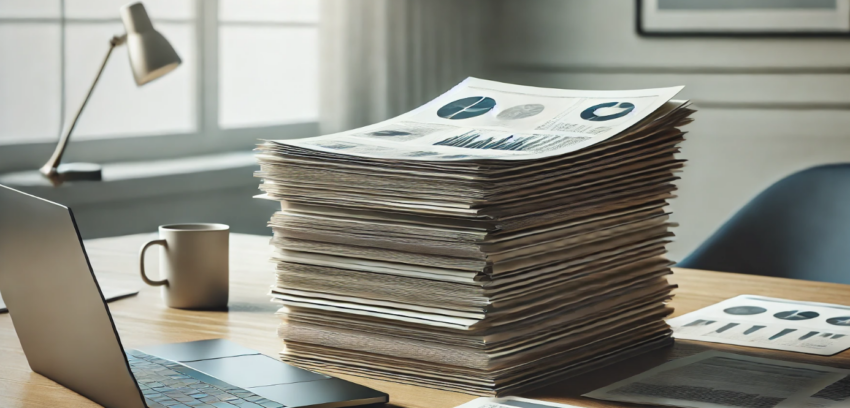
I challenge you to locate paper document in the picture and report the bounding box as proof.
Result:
[259,77,693,395]
[668,295,850,355]
[273,77,683,161]
[455,397,586,408]
[584,351,850,408]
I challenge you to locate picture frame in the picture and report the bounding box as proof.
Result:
[637,0,850,37]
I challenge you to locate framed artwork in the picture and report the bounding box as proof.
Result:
[637,0,850,36]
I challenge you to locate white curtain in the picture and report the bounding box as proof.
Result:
[319,0,486,134]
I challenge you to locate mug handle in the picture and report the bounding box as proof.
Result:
[139,239,169,287]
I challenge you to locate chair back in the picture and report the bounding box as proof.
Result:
[679,164,850,284]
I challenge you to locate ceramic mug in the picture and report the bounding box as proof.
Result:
[139,223,229,309]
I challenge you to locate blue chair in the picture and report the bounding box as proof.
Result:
[678,164,850,285]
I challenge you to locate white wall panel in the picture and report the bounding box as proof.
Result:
[495,70,850,106]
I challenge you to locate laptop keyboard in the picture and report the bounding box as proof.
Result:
[126,350,285,408]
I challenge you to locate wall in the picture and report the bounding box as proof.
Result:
[487,0,850,261]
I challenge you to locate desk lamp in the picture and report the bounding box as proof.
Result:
[40,2,181,187]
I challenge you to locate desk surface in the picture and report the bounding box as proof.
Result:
[2,233,850,408]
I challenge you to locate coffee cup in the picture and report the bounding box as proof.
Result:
[138,223,229,309]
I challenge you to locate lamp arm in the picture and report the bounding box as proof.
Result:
[40,34,128,179]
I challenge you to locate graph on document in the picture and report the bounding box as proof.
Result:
[434,131,589,153]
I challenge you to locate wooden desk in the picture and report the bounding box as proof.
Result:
[2,233,850,408]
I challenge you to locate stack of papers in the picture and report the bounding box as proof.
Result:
[255,78,694,395]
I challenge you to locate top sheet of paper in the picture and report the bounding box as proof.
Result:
[668,295,850,356]
[273,78,684,161]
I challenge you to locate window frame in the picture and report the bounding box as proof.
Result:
[0,0,319,174]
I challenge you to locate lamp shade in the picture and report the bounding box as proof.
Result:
[120,2,181,86]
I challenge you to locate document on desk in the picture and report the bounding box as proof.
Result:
[584,351,850,408]
[455,397,586,408]
[264,77,684,162]
[668,295,850,355]
[258,77,694,395]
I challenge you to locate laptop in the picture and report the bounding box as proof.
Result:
[0,184,388,408]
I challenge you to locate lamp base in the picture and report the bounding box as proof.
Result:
[41,162,103,186]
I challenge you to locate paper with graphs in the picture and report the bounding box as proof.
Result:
[256,77,694,395]
[669,295,850,355]
[273,77,683,161]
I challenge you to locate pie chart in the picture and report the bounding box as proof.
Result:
[826,316,850,326]
[498,104,545,120]
[580,102,635,122]
[724,306,767,316]
[437,96,496,120]
[774,310,819,321]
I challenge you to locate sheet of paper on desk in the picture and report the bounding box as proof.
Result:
[267,77,684,162]
[668,295,850,355]
[584,351,850,408]
[455,396,586,408]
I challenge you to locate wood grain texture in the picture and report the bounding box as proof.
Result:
[1,233,849,408]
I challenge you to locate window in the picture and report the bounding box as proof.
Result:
[218,0,318,129]
[0,0,319,172]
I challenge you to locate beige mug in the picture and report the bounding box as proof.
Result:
[139,223,229,310]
